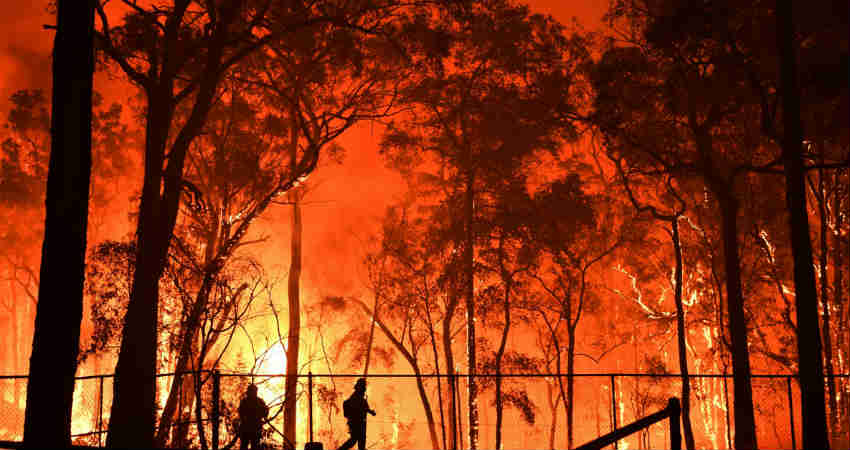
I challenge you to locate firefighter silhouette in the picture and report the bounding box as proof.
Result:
[337,378,376,450]
[238,384,269,450]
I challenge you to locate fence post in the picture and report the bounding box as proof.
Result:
[212,370,220,450]
[98,375,104,447]
[668,397,681,450]
[610,375,618,450]
[786,376,796,450]
[308,371,314,443]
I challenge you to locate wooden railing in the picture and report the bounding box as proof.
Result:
[575,397,681,450]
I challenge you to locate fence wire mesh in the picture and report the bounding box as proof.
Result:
[1,372,848,449]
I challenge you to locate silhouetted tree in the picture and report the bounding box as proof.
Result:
[240,20,404,444]
[381,2,587,445]
[530,176,627,449]
[93,0,413,443]
[23,0,95,446]
[590,12,773,444]
[611,157,696,450]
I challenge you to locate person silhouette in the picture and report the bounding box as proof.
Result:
[337,378,376,450]
[238,384,269,450]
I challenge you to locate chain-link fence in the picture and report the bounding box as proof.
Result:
[1,372,848,449]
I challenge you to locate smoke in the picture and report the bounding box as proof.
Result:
[0,1,53,116]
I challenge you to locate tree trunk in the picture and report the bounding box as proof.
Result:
[776,2,830,448]
[107,89,173,448]
[108,4,241,445]
[717,191,758,450]
[816,169,839,440]
[463,173,479,450]
[546,382,559,450]
[443,284,459,450]
[494,280,510,450]
[284,113,302,450]
[566,327,575,450]
[157,224,220,447]
[671,219,696,450]
[413,366,442,450]
[832,185,845,439]
[172,363,197,449]
[152,254,221,445]
[23,0,94,446]
[425,298,448,450]
[194,370,209,450]
[359,299,441,449]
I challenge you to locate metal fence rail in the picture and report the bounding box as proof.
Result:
[1,372,848,449]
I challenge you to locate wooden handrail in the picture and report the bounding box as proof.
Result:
[575,397,681,450]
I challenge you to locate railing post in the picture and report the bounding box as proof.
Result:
[610,375,618,450]
[212,370,220,450]
[787,376,796,450]
[308,371,314,443]
[668,398,681,450]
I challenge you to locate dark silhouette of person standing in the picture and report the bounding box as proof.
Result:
[338,378,376,450]
[238,384,269,450]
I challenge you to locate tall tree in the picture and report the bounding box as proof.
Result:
[590,25,770,448]
[775,1,829,446]
[23,0,95,446]
[476,177,537,450]
[381,2,586,445]
[241,18,405,443]
[612,159,696,450]
[96,1,266,444]
[93,0,405,444]
[530,176,626,449]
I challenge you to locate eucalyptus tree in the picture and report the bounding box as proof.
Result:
[155,39,400,442]
[596,1,847,446]
[529,175,631,449]
[380,1,587,446]
[152,89,289,447]
[23,1,95,445]
[93,0,435,444]
[238,18,407,444]
[591,13,774,448]
[475,176,538,450]
[354,215,445,450]
[609,157,696,449]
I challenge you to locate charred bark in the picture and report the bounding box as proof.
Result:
[776,2,830,447]
[23,0,94,446]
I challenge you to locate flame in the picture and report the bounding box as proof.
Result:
[255,342,288,410]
